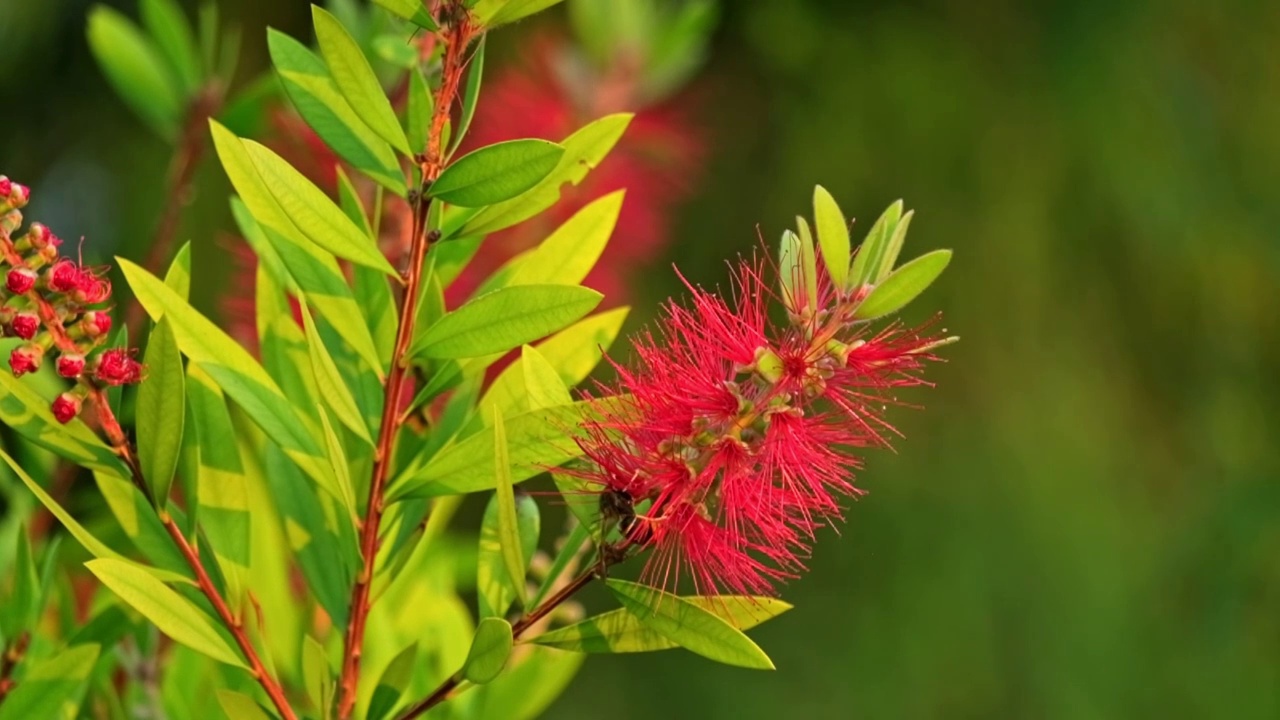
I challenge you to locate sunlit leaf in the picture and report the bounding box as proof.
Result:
[372,0,438,30]
[140,0,202,95]
[0,644,99,720]
[215,690,273,720]
[367,643,418,720]
[531,596,792,653]
[812,185,850,289]
[312,6,410,154]
[853,249,952,320]
[431,139,564,207]
[461,617,513,684]
[413,285,602,360]
[848,199,903,290]
[137,318,185,508]
[476,0,566,27]
[451,35,486,153]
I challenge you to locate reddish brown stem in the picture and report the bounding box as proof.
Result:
[87,390,298,720]
[0,633,30,706]
[335,12,477,719]
[397,568,598,720]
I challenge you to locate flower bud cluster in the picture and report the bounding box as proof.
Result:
[0,175,143,423]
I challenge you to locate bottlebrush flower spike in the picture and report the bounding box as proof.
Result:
[0,173,143,417]
[573,199,954,597]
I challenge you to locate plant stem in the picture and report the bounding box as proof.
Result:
[0,633,30,706]
[396,567,598,720]
[335,11,477,719]
[88,389,298,720]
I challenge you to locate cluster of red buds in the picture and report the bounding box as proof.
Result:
[573,238,951,597]
[0,175,143,423]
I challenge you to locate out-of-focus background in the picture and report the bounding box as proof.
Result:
[3,0,1279,718]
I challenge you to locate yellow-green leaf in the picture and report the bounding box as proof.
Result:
[461,617,513,684]
[312,6,410,154]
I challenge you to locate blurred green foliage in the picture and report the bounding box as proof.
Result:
[2,0,1278,718]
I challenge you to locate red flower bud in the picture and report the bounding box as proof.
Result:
[81,311,112,337]
[0,177,10,197]
[25,222,57,250]
[94,348,143,385]
[9,345,43,376]
[47,259,83,294]
[51,392,82,424]
[56,353,85,378]
[10,312,40,340]
[74,274,112,305]
[6,267,36,294]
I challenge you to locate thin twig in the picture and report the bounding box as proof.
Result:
[335,10,478,719]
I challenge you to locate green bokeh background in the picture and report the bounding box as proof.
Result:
[3,0,1278,718]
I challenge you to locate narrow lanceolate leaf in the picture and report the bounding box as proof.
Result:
[312,6,410,154]
[86,6,181,139]
[0,373,129,476]
[406,67,433,156]
[215,690,273,720]
[0,450,126,563]
[606,580,775,669]
[520,345,573,409]
[461,617,513,684]
[0,644,99,720]
[491,190,624,292]
[414,285,602,359]
[0,530,38,638]
[86,558,246,668]
[137,318,185,508]
[243,140,397,275]
[164,241,193,299]
[367,644,418,720]
[853,249,952,320]
[451,35,486,154]
[493,411,527,605]
[848,199,904,290]
[531,596,792,653]
[778,230,806,313]
[430,139,565,208]
[93,472,191,577]
[477,489,540,618]
[876,209,915,282]
[300,301,373,445]
[458,114,632,237]
[267,29,404,196]
[372,0,438,30]
[140,0,202,95]
[812,185,851,289]
[317,407,360,524]
[476,0,566,27]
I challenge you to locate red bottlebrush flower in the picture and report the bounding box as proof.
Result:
[6,267,36,294]
[51,392,82,424]
[10,312,40,340]
[94,348,143,385]
[73,273,112,305]
[56,353,85,378]
[46,259,83,294]
[573,255,946,596]
[80,310,111,338]
[9,345,43,376]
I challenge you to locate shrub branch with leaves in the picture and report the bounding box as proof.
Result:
[0,1,953,719]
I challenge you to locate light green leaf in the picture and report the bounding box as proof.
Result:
[372,0,438,30]
[778,229,810,313]
[267,29,405,195]
[187,365,251,570]
[0,373,129,476]
[94,472,191,577]
[414,285,602,359]
[317,406,360,525]
[477,0,566,26]
[461,617,513,684]
[451,35,486,153]
[302,635,334,719]
[606,579,775,669]
[367,643,418,720]
[466,646,583,720]
[531,595,791,653]
[812,185,850,289]
[493,410,527,606]
[477,489,540,618]
[0,448,126,563]
[312,6,410,154]
[431,139,564,207]
[0,529,37,638]
[458,114,632,237]
[406,67,433,156]
[0,644,99,720]
[372,34,418,69]
[877,209,915,282]
[215,690,273,720]
[853,249,952,320]
[164,240,193,299]
[299,300,373,445]
[493,190,623,291]
[138,318,185,508]
[243,140,397,275]
[140,0,202,95]
[520,345,573,409]
[848,199,904,290]
[87,6,181,139]
[86,558,246,667]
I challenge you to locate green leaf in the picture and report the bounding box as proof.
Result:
[243,140,397,275]
[118,258,329,484]
[812,185,851,289]
[488,190,623,292]
[0,373,129,476]
[0,644,99,720]
[493,411,528,603]
[531,595,792,653]
[267,29,405,196]
[461,617,513,684]
[367,643,418,720]
[372,0,438,30]
[451,35,486,154]
[372,34,418,69]
[140,0,202,96]
[477,488,540,618]
[317,407,360,525]
[778,229,813,313]
[466,646,583,720]
[605,579,775,669]
[164,241,193,299]
[848,199,903,290]
[392,398,615,499]
[519,345,573,409]
[186,365,251,571]
[528,520,590,608]
[94,472,191,577]
[431,139,564,208]
[477,0,567,26]
[299,301,373,445]
[86,558,246,668]
[877,210,915,282]
[853,249,952,320]
[0,529,37,638]
[312,6,410,154]
[87,6,181,139]
[406,67,433,156]
[0,449,126,563]
[215,690,273,720]
[302,635,335,719]
[414,285,602,359]
[458,114,632,237]
[137,318,185,509]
